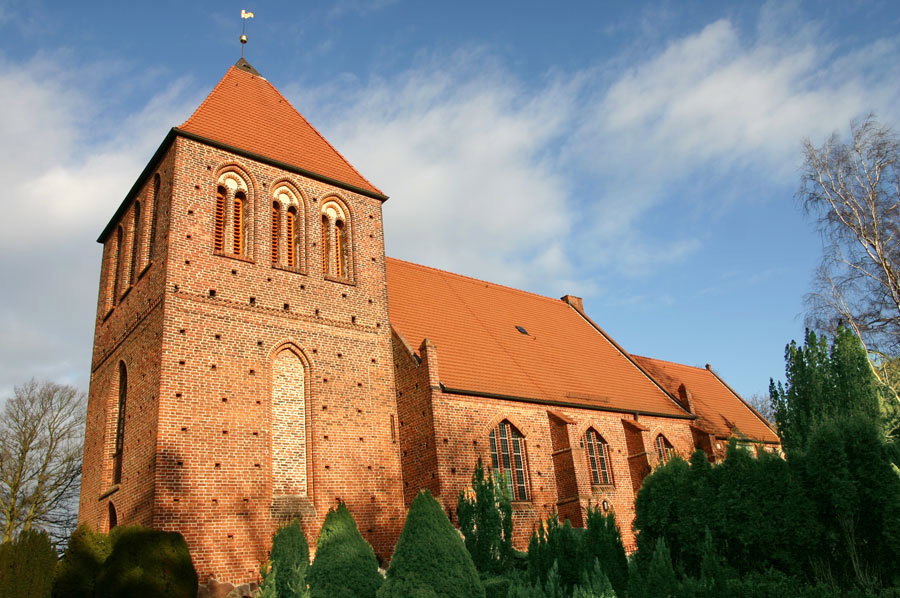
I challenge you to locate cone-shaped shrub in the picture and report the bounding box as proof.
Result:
[378,490,485,598]
[308,502,382,598]
[94,525,197,598]
[52,523,111,598]
[269,519,309,598]
[0,529,57,598]
[580,507,627,597]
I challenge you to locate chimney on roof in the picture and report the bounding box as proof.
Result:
[561,295,584,313]
[677,383,695,413]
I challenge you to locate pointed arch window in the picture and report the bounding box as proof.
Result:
[655,434,674,465]
[214,185,226,253]
[321,199,351,280]
[489,420,529,501]
[287,206,299,268]
[147,172,161,262]
[113,226,125,304]
[583,428,613,486]
[271,201,280,265]
[233,191,246,255]
[128,202,142,286]
[113,361,127,485]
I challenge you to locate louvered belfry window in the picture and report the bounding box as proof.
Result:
[334,220,345,278]
[321,214,329,274]
[113,361,127,485]
[233,191,246,255]
[214,186,226,253]
[271,202,280,265]
[489,421,529,501]
[287,207,297,268]
[585,428,613,485]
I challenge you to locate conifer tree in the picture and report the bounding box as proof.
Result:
[456,459,513,574]
[378,490,485,598]
[307,502,382,598]
[580,507,628,596]
[269,519,309,598]
[52,523,111,598]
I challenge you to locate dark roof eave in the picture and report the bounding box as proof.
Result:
[97,127,390,244]
[438,383,698,420]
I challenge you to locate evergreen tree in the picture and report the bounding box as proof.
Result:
[771,327,882,454]
[269,519,309,598]
[580,508,628,596]
[526,514,580,593]
[307,502,382,598]
[456,459,513,574]
[52,523,111,598]
[642,538,678,598]
[378,490,485,598]
[0,529,57,598]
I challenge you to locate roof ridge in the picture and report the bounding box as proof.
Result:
[260,75,384,196]
[385,256,566,306]
[632,354,709,372]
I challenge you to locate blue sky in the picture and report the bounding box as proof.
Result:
[1,0,899,401]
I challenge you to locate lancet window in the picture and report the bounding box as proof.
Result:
[489,420,529,501]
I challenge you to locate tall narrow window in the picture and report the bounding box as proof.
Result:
[128,202,142,285]
[107,502,117,531]
[334,220,345,278]
[147,173,160,262]
[321,214,329,274]
[233,191,246,255]
[287,207,298,268]
[113,361,127,485]
[584,428,613,485]
[655,434,674,465]
[488,421,529,501]
[113,226,124,304]
[214,185,226,253]
[271,202,280,265]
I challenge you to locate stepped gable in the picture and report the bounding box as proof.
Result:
[179,59,383,197]
[386,257,691,417]
[632,355,779,443]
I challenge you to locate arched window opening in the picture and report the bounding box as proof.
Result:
[113,226,124,304]
[107,502,118,531]
[321,214,329,274]
[147,173,161,262]
[128,202,142,285]
[489,421,529,501]
[271,201,281,265]
[334,219,345,278]
[584,428,613,485]
[233,191,247,255]
[113,361,127,485]
[214,185,226,253]
[655,434,674,465]
[272,346,307,496]
[287,207,298,268]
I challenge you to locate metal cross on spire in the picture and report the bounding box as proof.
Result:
[240,9,254,57]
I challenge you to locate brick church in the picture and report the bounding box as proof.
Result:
[78,59,779,587]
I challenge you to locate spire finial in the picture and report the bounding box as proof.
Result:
[240,9,254,57]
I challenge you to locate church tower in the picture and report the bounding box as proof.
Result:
[79,59,406,586]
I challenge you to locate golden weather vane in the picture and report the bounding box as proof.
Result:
[240,9,254,57]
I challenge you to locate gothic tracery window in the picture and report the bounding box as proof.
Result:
[584,428,613,486]
[655,434,674,465]
[489,420,529,501]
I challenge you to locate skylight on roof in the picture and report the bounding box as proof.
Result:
[515,326,528,335]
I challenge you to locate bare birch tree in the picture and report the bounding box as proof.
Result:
[0,379,85,544]
[800,115,900,414]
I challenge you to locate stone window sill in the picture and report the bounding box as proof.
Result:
[99,485,120,500]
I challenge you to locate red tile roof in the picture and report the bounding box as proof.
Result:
[631,356,779,443]
[385,258,691,418]
[179,63,383,197]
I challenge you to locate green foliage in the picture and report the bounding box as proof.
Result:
[269,519,309,598]
[771,328,882,454]
[525,515,580,593]
[307,502,382,598]
[94,525,198,598]
[255,560,278,598]
[580,507,628,596]
[378,490,485,598]
[52,523,111,598]
[481,575,510,598]
[0,529,57,598]
[457,459,514,574]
